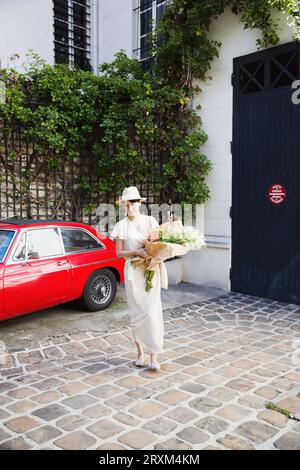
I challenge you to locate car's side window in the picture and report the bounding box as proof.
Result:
[13,233,26,261]
[13,229,63,261]
[26,228,63,259]
[60,228,104,254]
[0,230,15,262]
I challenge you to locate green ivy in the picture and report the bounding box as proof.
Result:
[148,0,298,204]
[0,51,211,210]
[153,0,299,88]
[0,1,298,213]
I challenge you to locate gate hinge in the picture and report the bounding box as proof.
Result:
[230,141,233,155]
[229,268,232,280]
[231,73,235,86]
[229,206,232,219]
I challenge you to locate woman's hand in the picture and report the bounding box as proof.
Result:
[148,231,160,242]
[135,248,149,259]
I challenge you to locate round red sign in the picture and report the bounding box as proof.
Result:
[268,184,287,204]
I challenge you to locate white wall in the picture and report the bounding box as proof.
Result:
[98,0,134,65]
[183,8,293,289]
[0,0,54,69]
[0,0,135,72]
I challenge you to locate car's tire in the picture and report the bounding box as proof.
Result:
[82,269,117,312]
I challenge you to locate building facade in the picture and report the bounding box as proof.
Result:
[0,0,95,70]
[0,1,298,301]
[0,1,171,70]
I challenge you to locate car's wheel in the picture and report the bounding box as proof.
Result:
[82,269,117,311]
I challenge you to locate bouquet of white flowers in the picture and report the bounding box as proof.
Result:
[131,220,206,291]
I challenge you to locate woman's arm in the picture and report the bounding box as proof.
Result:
[115,238,148,259]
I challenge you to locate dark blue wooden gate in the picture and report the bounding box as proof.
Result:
[231,41,300,304]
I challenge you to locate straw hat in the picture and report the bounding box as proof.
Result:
[115,186,147,204]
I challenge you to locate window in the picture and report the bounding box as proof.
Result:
[53,0,91,70]
[27,228,63,259]
[60,228,104,253]
[13,228,63,261]
[133,0,170,70]
[0,230,15,262]
[271,50,299,89]
[239,46,300,95]
[13,233,26,261]
[240,60,265,94]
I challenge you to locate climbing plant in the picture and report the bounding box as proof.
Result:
[152,0,299,90]
[143,0,299,205]
[0,51,211,216]
[0,1,298,217]
[0,52,100,218]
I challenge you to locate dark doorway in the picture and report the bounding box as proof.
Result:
[231,41,300,304]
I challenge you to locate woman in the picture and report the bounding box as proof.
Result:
[110,186,167,371]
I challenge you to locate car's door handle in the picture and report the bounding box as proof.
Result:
[57,260,68,266]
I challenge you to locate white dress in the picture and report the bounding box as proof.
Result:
[110,214,168,354]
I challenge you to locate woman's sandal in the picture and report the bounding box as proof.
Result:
[148,362,161,371]
[134,358,147,367]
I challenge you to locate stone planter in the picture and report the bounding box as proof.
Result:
[165,257,183,285]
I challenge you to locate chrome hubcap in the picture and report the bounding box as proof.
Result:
[90,275,112,305]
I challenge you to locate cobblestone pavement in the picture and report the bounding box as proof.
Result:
[0,291,300,450]
[0,283,224,350]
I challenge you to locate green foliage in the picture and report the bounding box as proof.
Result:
[266,402,292,418]
[0,1,297,212]
[0,53,98,161]
[153,0,299,87]
[271,0,300,38]
[0,51,212,207]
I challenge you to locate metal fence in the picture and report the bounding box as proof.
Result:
[0,125,163,224]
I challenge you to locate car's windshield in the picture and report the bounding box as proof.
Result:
[0,230,15,262]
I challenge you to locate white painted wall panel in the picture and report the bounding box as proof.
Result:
[0,0,54,69]
[99,0,134,64]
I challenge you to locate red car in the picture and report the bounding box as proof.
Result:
[0,219,125,321]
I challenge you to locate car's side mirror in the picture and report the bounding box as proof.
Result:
[28,251,39,260]
[21,254,29,266]
[21,251,39,265]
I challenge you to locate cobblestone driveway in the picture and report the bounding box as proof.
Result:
[0,291,300,450]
